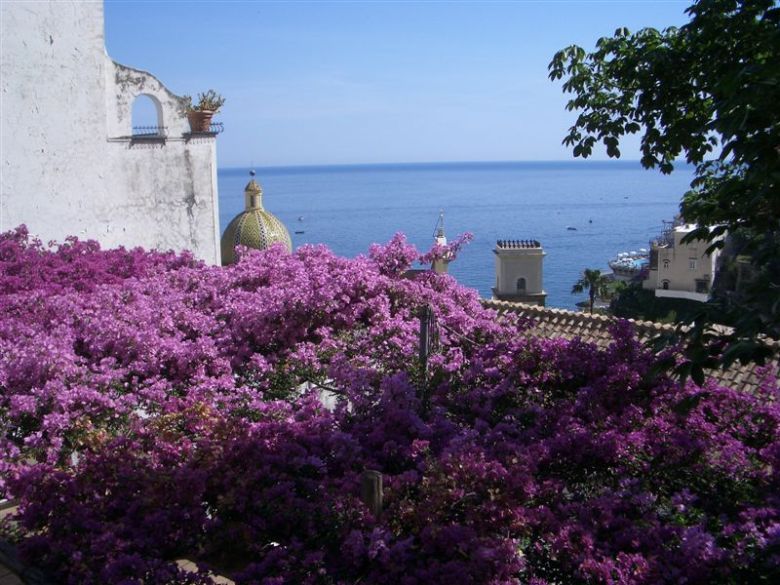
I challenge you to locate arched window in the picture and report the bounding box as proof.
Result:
[662,259,670,269]
[662,280,670,290]
[516,277,526,293]
[131,94,164,137]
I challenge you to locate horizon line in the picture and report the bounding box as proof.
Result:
[218,158,692,172]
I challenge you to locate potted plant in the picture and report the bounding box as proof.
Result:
[182,90,225,133]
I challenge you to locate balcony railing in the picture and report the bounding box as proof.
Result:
[183,122,224,139]
[206,122,224,135]
[132,125,167,137]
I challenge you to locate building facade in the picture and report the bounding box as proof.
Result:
[492,239,547,306]
[0,1,221,264]
[643,223,720,302]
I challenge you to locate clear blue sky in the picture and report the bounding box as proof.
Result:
[105,0,690,167]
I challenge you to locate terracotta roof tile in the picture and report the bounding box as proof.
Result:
[482,299,778,394]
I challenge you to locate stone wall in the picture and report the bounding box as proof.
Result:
[0,1,221,264]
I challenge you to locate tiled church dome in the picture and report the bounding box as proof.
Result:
[220,171,292,265]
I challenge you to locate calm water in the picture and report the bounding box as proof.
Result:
[217,161,694,310]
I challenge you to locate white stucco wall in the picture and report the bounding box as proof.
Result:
[494,248,545,295]
[0,1,220,263]
[643,226,719,301]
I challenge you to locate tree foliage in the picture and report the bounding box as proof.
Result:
[572,268,610,313]
[610,281,707,324]
[549,0,780,378]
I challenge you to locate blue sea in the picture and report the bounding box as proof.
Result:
[218,161,694,310]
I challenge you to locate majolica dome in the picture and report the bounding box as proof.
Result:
[220,171,292,265]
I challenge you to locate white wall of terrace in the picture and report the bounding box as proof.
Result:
[0,1,221,264]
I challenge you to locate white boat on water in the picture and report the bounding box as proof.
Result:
[608,249,649,281]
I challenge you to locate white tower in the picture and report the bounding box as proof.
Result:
[492,239,547,306]
[431,210,449,274]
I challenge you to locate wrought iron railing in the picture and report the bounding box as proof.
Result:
[184,122,224,137]
[132,125,167,137]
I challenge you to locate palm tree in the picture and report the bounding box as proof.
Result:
[572,268,610,314]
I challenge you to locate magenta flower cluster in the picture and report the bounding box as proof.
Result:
[1,225,778,584]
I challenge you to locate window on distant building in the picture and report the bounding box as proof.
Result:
[662,280,670,290]
[516,277,526,293]
[689,258,697,271]
[695,279,709,294]
[663,259,670,269]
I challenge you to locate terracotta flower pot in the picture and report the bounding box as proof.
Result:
[186,110,215,133]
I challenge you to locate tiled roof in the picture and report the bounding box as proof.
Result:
[482,299,778,394]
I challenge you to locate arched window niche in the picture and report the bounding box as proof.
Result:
[131,94,165,138]
[516,277,527,293]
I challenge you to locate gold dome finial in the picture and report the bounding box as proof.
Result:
[244,170,264,209]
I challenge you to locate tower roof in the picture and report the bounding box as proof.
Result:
[244,171,264,209]
[496,239,542,249]
[434,210,446,244]
[220,170,292,265]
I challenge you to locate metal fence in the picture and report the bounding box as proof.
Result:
[132,125,167,137]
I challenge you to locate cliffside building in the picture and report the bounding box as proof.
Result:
[643,223,720,303]
[0,1,221,263]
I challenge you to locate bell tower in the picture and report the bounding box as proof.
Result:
[431,211,449,274]
[492,239,546,306]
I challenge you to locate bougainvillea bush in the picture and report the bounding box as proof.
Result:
[0,225,778,584]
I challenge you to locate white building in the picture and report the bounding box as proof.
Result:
[431,211,449,274]
[492,239,547,306]
[643,223,720,302]
[0,1,221,264]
